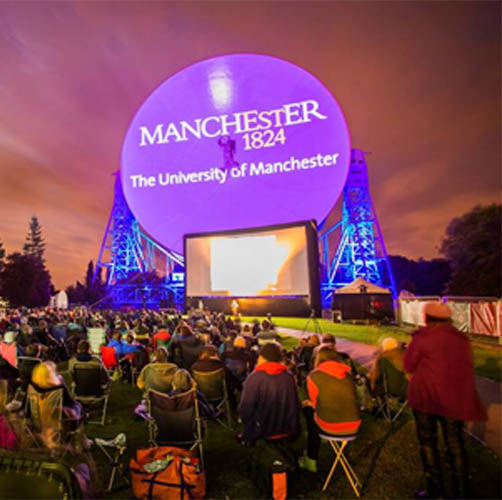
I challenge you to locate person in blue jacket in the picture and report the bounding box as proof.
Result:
[108,330,141,382]
[108,330,140,357]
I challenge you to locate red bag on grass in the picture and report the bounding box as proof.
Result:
[130,447,205,500]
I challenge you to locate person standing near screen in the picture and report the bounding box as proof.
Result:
[231,300,239,318]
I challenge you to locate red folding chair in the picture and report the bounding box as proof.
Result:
[0,342,17,368]
[101,346,118,371]
[124,353,139,384]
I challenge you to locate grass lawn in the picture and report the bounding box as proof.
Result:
[241,317,502,382]
[80,377,501,499]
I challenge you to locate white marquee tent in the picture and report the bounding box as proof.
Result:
[335,277,391,295]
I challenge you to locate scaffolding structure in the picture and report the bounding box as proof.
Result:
[319,149,396,307]
[93,172,184,308]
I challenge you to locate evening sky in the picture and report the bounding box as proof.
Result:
[0,1,500,288]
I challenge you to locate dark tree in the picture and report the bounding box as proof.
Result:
[92,266,107,301]
[66,260,107,305]
[85,260,106,304]
[85,260,94,292]
[66,281,87,305]
[398,278,417,295]
[390,255,450,296]
[0,239,5,274]
[440,204,501,297]
[23,216,46,263]
[416,258,452,296]
[0,252,52,307]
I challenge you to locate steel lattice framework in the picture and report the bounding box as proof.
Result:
[319,149,396,307]
[96,149,395,309]
[93,172,184,308]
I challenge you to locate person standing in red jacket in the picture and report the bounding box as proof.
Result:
[404,302,487,499]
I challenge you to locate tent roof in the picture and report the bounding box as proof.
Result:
[335,278,391,295]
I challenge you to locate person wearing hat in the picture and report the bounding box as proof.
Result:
[404,301,487,499]
[237,342,300,445]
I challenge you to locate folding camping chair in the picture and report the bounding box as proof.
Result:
[178,339,203,369]
[94,432,129,493]
[224,357,248,384]
[71,362,111,425]
[87,328,107,356]
[100,345,121,382]
[139,363,177,396]
[10,356,41,409]
[0,342,17,368]
[375,357,408,423]
[17,356,41,373]
[25,384,83,448]
[0,379,7,414]
[146,387,204,469]
[0,449,83,499]
[25,384,64,442]
[192,368,232,428]
[125,348,149,385]
[100,345,118,371]
[320,432,361,497]
[124,353,139,385]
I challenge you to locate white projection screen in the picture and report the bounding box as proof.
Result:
[185,224,310,298]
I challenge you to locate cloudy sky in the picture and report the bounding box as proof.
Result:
[0,1,500,289]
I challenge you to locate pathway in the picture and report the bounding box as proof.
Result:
[277,326,501,456]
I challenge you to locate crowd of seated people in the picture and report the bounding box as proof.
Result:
[0,305,402,496]
[0,303,486,499]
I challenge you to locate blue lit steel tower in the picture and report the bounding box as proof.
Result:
[96,150,395,309]
[319,149,396,306]
[94,172,184,308]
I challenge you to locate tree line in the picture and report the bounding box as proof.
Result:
[0,204,500,307]
[389,204,501,297]
[0,216,106,307]
[0,216,52,307]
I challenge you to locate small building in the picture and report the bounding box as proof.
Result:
[49,290,69,310]
[333,278,393,321]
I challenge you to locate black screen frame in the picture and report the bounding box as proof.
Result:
[183,220,321,316]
